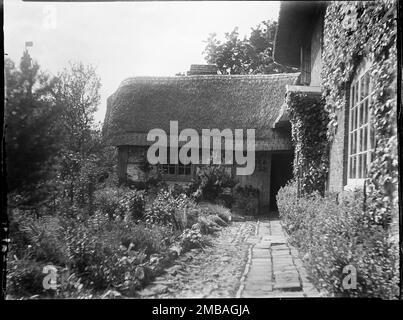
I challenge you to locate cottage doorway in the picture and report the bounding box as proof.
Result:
[269,152,293,212]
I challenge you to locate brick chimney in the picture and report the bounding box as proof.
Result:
[187,64,218,75]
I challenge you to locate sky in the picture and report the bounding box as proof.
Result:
[4,0,280,123]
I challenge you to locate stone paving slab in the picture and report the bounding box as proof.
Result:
[251,258,271,265]
[252,248,270,258]
[254,243,271,249]
[271,244,290,251]
[240,217,320,298]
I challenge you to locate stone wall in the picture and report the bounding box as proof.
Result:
[310,12,324,87]
[327,105,349,192]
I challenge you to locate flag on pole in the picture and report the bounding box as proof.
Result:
[25,41,33,47]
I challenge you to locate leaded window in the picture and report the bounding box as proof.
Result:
[347,63,375,186]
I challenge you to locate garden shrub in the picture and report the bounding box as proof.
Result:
[94,188,123,220]
[7,205,172,297]
[145,190,196,230]
[170,183,191,198]
[189,165,236,205]
[178,224,212,252]
[94,187,145,220]
[119,189,146,220]
[7,259,48,297]
[127,176,165,192]
[65,219,171,292]
[7,182,233,298]
[277,181,399,299]
[199,202,232,224]
[9,210,69,266]
[233,184,260,216]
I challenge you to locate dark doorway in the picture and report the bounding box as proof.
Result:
[270,153,293,211]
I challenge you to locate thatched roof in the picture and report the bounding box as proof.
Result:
[103,73,300,150]
[274,1,327,67]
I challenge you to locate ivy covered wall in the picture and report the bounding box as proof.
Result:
[322,1,398,229]
[286,91,329,196]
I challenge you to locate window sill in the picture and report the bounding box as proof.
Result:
[344,179,367,191]
[161,175,193,182]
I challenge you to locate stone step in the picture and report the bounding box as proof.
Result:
[273,271,302,291]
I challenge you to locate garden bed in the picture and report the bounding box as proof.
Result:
[6,187,233,299]
[276,181,399,299]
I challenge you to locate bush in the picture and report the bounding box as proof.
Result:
[127,176,166,192]
[189,165,236,204]
[233,184,260,216]
[277,181,400,299]
[7,184,232,298]
[119,189,146,220]
[9,210,69,266]
[178,225,211,252]
[145,190,195,230]
[94,188,145,220]
[94,188,122,220]
[7,259,48,297]
[65,219,171,292]
[170,183,191,198]
[7,203,172,297]
[198,202,231,224]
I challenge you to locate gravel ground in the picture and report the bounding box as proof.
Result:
[137,221,258,298]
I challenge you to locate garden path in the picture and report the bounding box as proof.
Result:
[137,216,321,298]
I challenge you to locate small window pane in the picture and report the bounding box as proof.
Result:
[354,107,358,129]
[178,165,184,175]
[365,73,370,97]
[363,153,367,176]
[352,131,357,154]
[185,166,191,175]
[360,77,365,100]
[349,133,353,154]
[363,126,368,152]
[349,157,353,178]
[359,103,364,126]
[351,86,355,107]
[351,108,355,130]
[352,156,357,179]
[169,165,175,175]
[349,156,356,179]
[358,154,364,179]
[363,100,368,124]
[355,83,359,104]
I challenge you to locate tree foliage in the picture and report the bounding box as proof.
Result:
[5,51,61,193]
[52,62,101,155]
[203,20,295,75]
[5,51,113,208]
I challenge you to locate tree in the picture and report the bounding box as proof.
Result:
[203,20,296,75]
[51,62,103,206]
[52,62,101,155]
[5,51,61,195]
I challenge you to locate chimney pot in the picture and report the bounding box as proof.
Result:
[187,64,218,75]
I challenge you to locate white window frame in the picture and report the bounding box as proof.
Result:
[345,58,375,190]
[160,147,193,180]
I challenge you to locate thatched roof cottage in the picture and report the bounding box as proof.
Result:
[104,68,299,211]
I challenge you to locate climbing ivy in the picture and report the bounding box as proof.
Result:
[287,92,329,195]
[322,1,398,227]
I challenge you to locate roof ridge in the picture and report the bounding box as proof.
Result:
[118,72,300,89]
